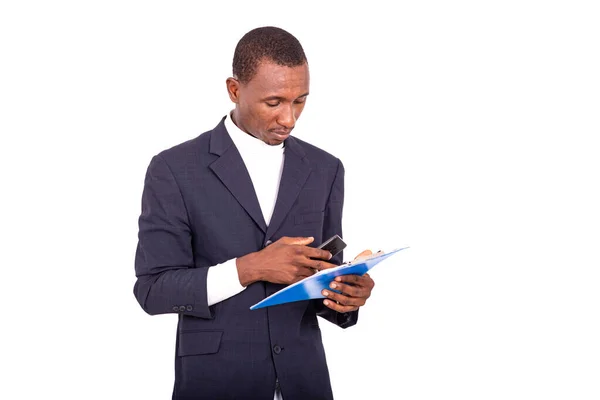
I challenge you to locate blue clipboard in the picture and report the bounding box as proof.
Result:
[250,247,409,310]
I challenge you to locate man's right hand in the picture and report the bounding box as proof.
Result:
[236,236,336,287]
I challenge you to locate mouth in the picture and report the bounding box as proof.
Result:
[270,130,292,140]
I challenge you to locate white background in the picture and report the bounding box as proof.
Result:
[1,1,599,399]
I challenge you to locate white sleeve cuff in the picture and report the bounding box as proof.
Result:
[206,258,247,306]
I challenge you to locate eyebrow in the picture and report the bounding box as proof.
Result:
[263,93,310,101]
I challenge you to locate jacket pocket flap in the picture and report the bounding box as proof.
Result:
[177,330,223,357]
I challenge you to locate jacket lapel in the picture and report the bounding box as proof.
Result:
[265,136,312,240]
[208,120,267,233]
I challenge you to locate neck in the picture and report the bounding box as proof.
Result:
[231,110,262,142]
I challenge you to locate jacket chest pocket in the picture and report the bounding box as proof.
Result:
[294,211,324,225]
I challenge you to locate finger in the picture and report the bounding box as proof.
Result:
[334,274,374,288]
[334,274,362,285]
[322,300,358,313]
[303,259,338,271]
[291,270,315,283]
[321,289,365,307]
[304,246,333,261]
[322,298,359,313]
[326,280,362,297]
[353,249,373,261]
[280,236,314,245]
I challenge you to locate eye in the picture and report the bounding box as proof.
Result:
[266,102,280,107]
[294,97,307,105]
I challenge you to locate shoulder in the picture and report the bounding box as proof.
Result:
[287,136,343,171]
[152,119,224,170]
[156,130,210,165]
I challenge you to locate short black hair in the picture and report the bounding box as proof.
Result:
[232,26,308,84]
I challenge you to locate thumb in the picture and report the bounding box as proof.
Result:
[282,236,314,245]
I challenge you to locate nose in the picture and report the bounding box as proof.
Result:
[277,105,296,129]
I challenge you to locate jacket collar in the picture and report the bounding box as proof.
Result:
[208,117,312,239]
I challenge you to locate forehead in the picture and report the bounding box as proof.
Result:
[246,60,310,97]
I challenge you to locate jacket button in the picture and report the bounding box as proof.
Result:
[178,305,186,312]
[273,345,282,354]
[172,306,179,312]
[264,240,273,248]
[186,305,193,311]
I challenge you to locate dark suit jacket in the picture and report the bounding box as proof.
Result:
[134,118,358,400]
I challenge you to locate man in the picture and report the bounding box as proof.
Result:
[134,26,376,400]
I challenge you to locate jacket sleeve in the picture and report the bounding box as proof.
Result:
[314,159,359,328]
[133,155,213,319]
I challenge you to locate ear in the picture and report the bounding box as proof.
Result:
[226,77,240,103]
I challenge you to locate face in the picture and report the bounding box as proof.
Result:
[226,60,310,145]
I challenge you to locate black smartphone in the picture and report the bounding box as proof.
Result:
[317,234,347,258]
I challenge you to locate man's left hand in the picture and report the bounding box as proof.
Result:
[321,250,376,312]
